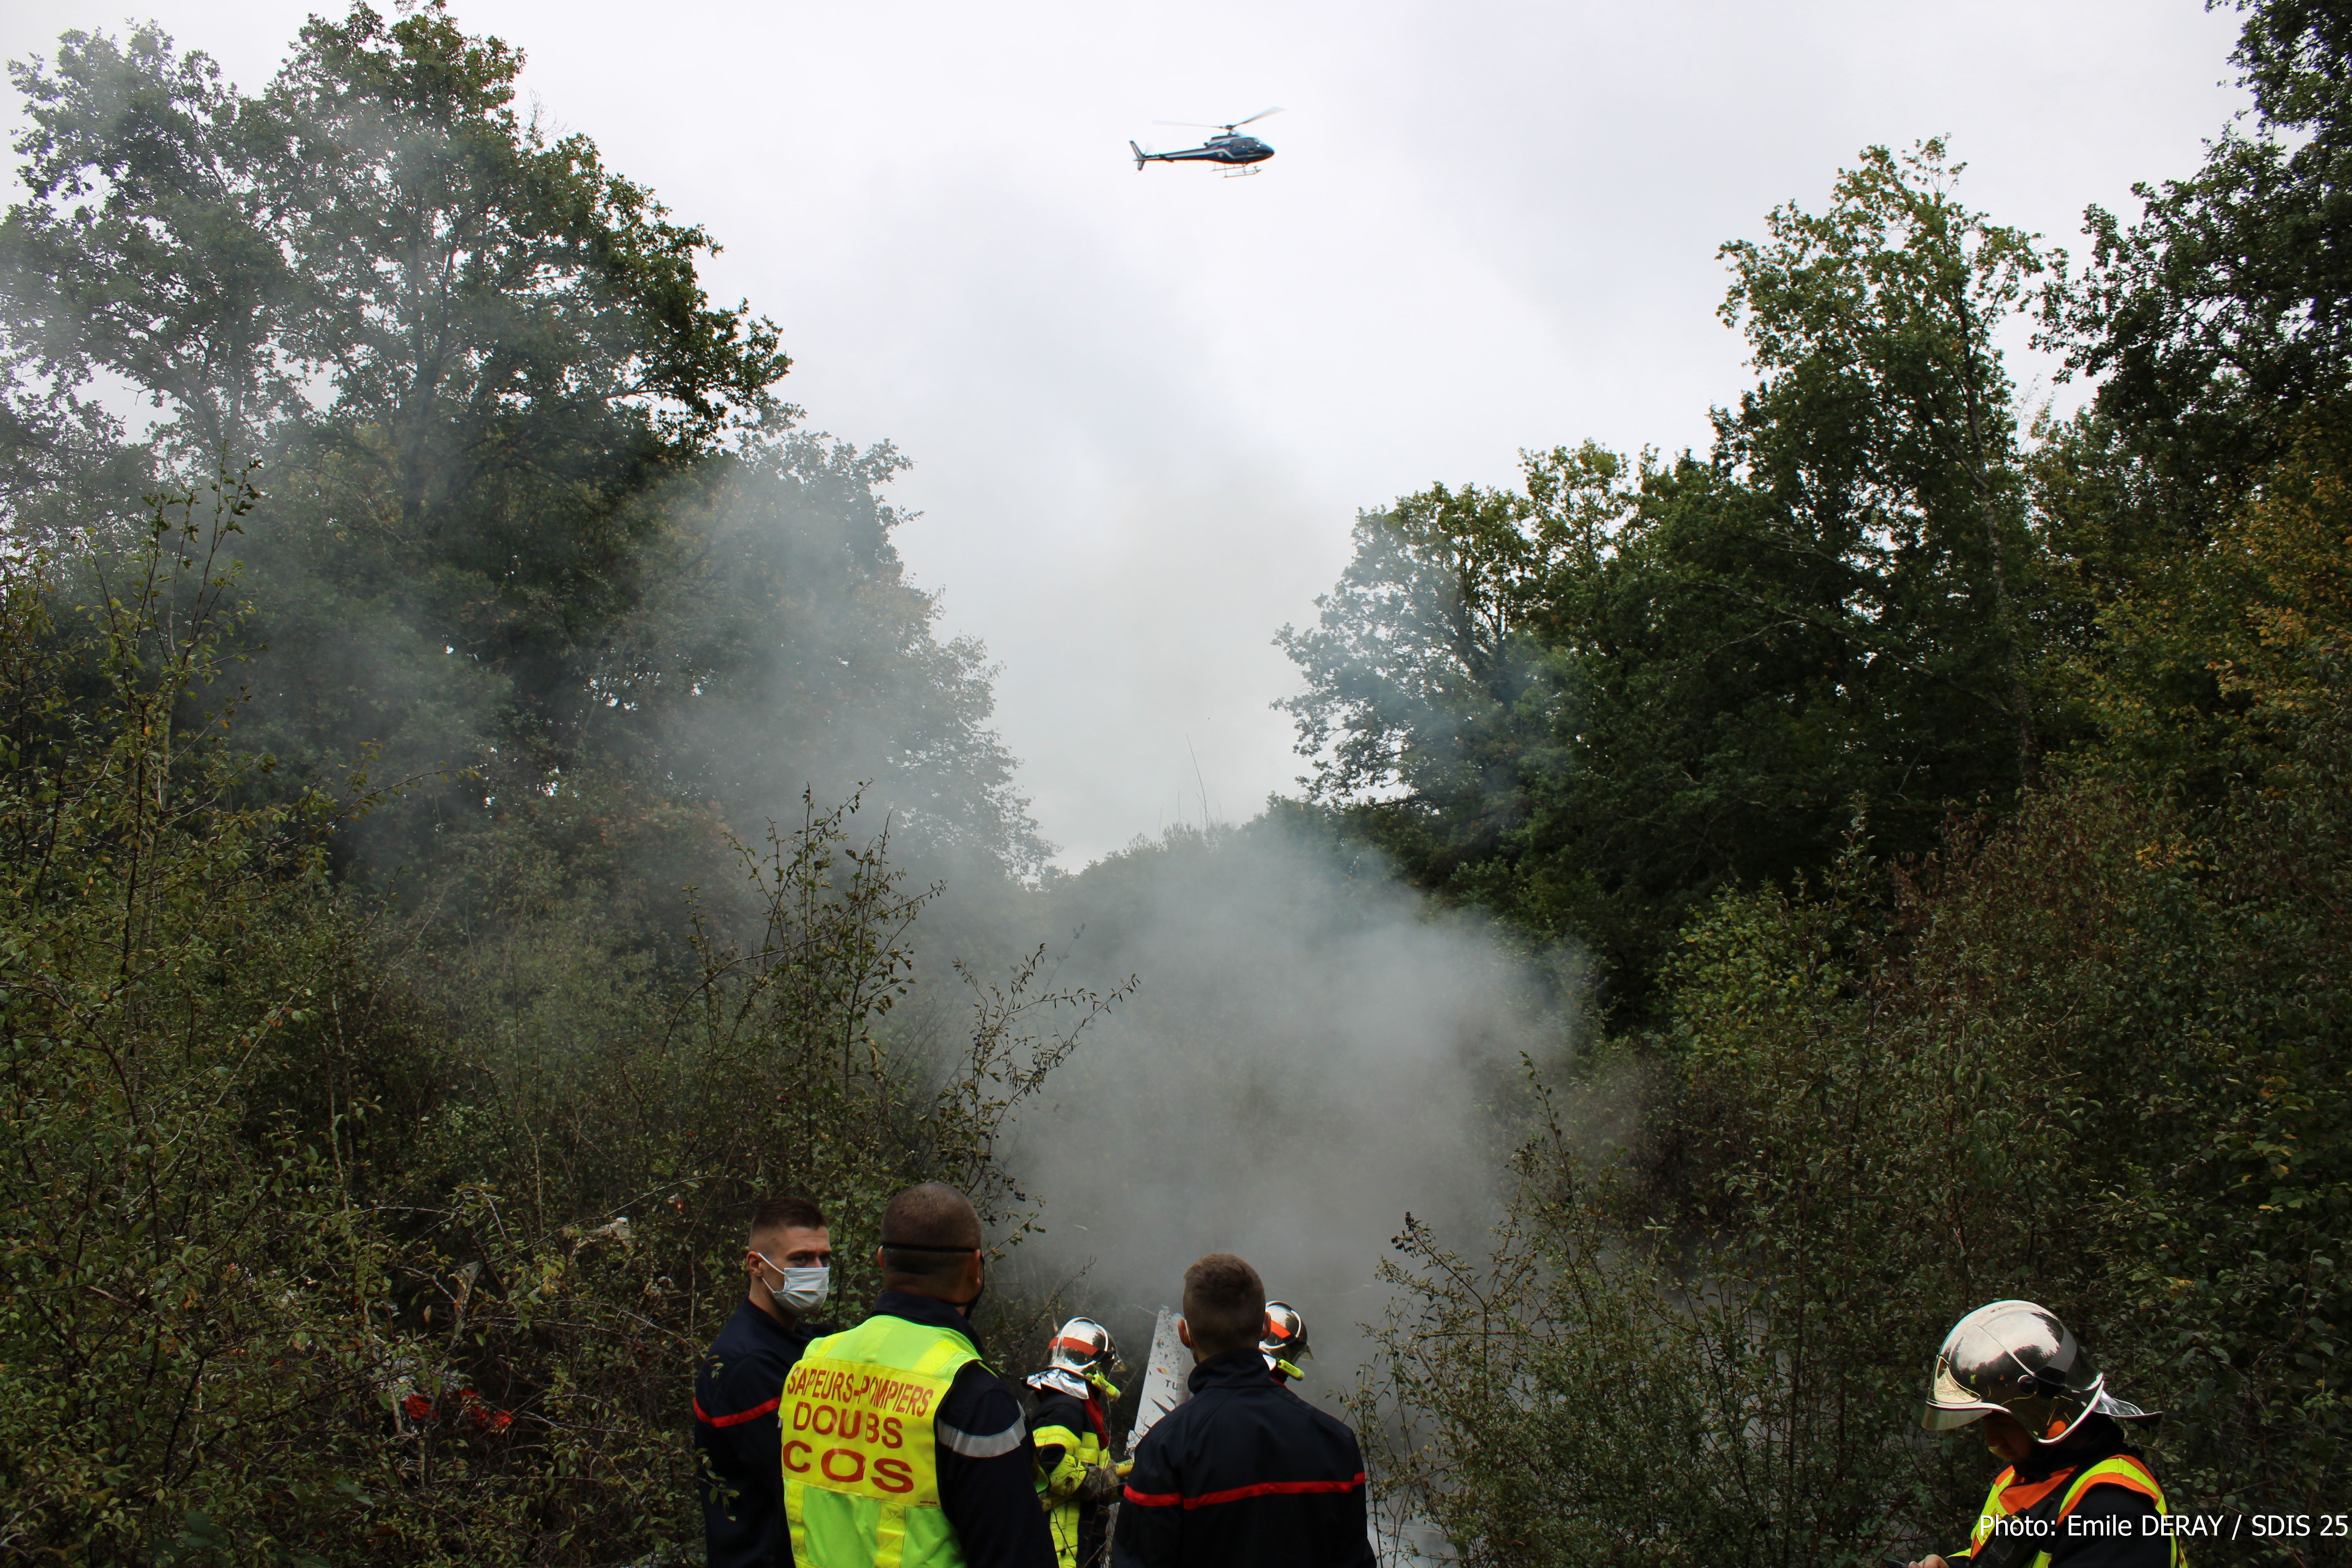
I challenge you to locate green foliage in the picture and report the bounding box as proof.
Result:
[0,475,380,1560]
[1352,8,2352,1562]
[1282,144,2075,1014]
[0,26,302,459]
[0,13,1083,1552]
[0,479,1112,1562]
[2,5,786,473]
[1368,730,2352,1562]
[1718,140,2052,789]
[0,5,1045,895]
[2053,1,2352,501]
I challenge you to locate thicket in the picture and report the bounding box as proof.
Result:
[1333,4,2352,1563]
[0,7,1112,1562]
[0,477,1114,1561]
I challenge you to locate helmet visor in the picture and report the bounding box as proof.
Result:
[1916,1398,1998,1432]
[1918,1355,2005,1430]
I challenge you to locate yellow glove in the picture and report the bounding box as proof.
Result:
[1044,1451,1087,1503]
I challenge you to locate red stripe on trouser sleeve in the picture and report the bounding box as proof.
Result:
[1124,1473,1368,1510]
[694,1395,780,1428]
[1184,1473,1366,1508]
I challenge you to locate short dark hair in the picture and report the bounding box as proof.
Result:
[1182,1253,1265,1358]
[878,1182,980,1283]
[749,1195,827,1243]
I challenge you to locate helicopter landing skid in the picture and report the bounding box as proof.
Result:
[1221,167,1263,178]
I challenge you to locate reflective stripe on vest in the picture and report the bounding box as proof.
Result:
[1968,1452,2179,1568]
[782,1315,984,1568]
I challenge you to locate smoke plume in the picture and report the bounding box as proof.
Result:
[996,818,1577,1416]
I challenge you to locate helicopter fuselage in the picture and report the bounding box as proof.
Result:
[1135,133,1274,168]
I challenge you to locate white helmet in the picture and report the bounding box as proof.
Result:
[1918,1300,2158,1444]
[1260,1301,1310,1376]
[1026,1316,1120,1401]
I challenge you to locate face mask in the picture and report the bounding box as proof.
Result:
[758,1255,830,1314]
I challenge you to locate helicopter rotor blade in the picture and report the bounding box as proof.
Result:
[1152,108,1285,131]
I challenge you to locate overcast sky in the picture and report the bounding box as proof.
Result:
[3,0,2250,865]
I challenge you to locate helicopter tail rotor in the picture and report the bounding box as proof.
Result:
[1130,139,1147,170]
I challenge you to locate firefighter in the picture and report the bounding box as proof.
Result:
[1905,1300,2176,1568]
[695,1194,833,1568]
[1259,1302,1309,1387]
[1026,1317,1125,1568]
[1112,1254,1374,1568]
[779,1182,1055,1568]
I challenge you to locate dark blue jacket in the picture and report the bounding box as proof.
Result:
[1111,1349,1374,1568]
[696,1298,818,1568]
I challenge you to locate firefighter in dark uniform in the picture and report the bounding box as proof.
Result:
[1259,1302,1308,1387]
[1112,1254,1374,1568]
[1026,1317,1125,1568]
[777,1181,1056,1568]
[695,1195,835,1568]
[1906,1300,2178,1568]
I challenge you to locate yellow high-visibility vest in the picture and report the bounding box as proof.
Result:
[1965,1451,2179,1568]
[781,1314,983,1568]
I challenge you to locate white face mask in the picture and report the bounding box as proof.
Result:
[757,1254,830,1314]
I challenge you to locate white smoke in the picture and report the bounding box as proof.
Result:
[993,820,1577,1415]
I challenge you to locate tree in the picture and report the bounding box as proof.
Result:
[1719,139,2050,789]
[2054,0,2352,510]
[0,0,794,724]
[0,25,302,465]
[1282,145,2063,1010]
[265,2,790,688]
[3,4,1050,889]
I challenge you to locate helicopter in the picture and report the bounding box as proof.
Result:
[1129,108,1281,176]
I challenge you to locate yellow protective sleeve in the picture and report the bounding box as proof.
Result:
[1029,1423,1088,1503]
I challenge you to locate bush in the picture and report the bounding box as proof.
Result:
[1367,763,2352,1564]
[0,476,1119,1564]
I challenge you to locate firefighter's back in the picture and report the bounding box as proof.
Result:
[1113,1348,1372,1567]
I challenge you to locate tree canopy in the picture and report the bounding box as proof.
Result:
[1281,142,2076,1013]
